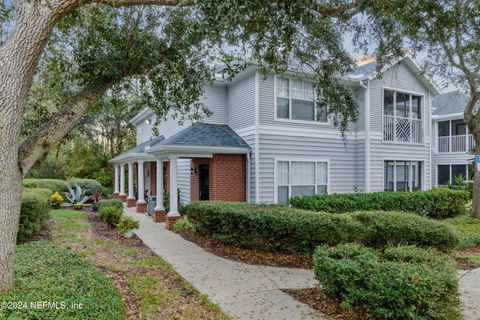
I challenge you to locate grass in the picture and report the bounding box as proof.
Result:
[0,241,124,320]
[444,214,480,248]
[50,209,230,320]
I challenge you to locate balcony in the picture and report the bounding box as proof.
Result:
[438,134,475,153]
[384,115,423,144]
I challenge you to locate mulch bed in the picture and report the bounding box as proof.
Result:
[452,246,480,270]
[179,231,312,269]
[283,288,367,320]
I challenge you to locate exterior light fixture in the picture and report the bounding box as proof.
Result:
[146,118,152,125]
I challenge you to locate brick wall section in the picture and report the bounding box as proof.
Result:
[190,158,210,202]
[210,154,246,202]
[149,162,156,196]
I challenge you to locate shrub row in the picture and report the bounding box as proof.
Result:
[290,188,469,218]
[18,188,52,243]
[23,178,104,196]
[314,244,460,320]
[183,202,459,254]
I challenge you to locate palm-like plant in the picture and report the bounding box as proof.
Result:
[64,184,90,205]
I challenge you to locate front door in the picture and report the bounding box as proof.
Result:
[199,164,210,201]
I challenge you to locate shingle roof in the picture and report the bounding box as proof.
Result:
[432,91,471,115]
[151,123,250,150]
[111,135,165,161]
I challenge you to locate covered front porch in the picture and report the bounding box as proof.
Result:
[110,123,251,228]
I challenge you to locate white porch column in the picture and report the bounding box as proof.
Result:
[127,162,134,199]
[120,164,126,196]
[168,156,180,216]
[137,160,145,203]
[155,159,164,211]
[114,164,120,194]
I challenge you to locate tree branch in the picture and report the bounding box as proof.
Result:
[18,80,115,175]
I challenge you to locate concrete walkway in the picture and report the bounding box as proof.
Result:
[126,207,480,320]
[125,207,323,320]
[460,269,480,320]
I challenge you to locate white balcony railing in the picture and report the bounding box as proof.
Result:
[384,115,423,144]
[438,134,475,153]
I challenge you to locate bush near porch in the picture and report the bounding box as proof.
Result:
[290,188,469,219]
[18,188,52,243]
[313,244,460,320]
[183,202,459,254]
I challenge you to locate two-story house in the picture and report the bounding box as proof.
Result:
[110,56,440,227]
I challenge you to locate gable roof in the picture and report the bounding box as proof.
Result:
[150,123,251,150]
[110,135,165,163]
[432,91,471,116]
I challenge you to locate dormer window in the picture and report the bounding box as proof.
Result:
[276,77,327,123]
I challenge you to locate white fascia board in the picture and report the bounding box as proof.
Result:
[146,145,251,155]
[109,153,155,164]
[431,113,464,121]
[130,108,155,125]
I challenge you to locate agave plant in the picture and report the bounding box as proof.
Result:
[64,184,90,205]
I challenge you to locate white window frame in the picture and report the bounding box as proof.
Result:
[436,164,470,187]
[381,86,426,145]
[274,157,330,204]
[273,75,329,125]
[382,159,425,191]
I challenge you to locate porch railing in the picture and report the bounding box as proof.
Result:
[438,134,475,153]
[383,115,423,144]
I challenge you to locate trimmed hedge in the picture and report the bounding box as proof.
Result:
[0,241,124,319]
[183,202,459,254]
[23,179,69,193]
[290,188,469,218]
[314,244,460,320]
[67,178,103,196]
[18,188,52,243]
[351,211,459,252]
[98,199,124,209]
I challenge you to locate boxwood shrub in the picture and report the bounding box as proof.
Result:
[98,199,124,209]
[183,202,459,254]
[18,188,52,243]
[290,188,469,218]
[184,201,364,255]
[99,205,123,227]
[0,241,124,319]
[314,244,460,320]
[23,178,69,193]
[351,211,459,251]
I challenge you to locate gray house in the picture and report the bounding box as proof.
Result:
[110,56,443,226]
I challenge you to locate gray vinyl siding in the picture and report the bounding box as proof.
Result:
[227,73,256,130]
[202,85,228,124]
[234,129,256,202]
[355,139,365,192]
[258,133,361,203]
[178,159,191,205]
[368,62,432,192]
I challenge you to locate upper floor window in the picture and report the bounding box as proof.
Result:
[276,77,327,123]
[383,89,423,143]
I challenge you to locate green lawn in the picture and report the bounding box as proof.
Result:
[0,241,124,320]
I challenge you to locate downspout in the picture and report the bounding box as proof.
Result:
[359,80,371,192]
[246,152,251,203]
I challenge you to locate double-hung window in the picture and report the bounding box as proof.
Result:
[276,77,327,122]
[277,160,328,204]
[384,160,422,191]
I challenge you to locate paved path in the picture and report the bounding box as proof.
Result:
[126,207,480,320]
[460,269,480,320]
[125,207,324,320]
